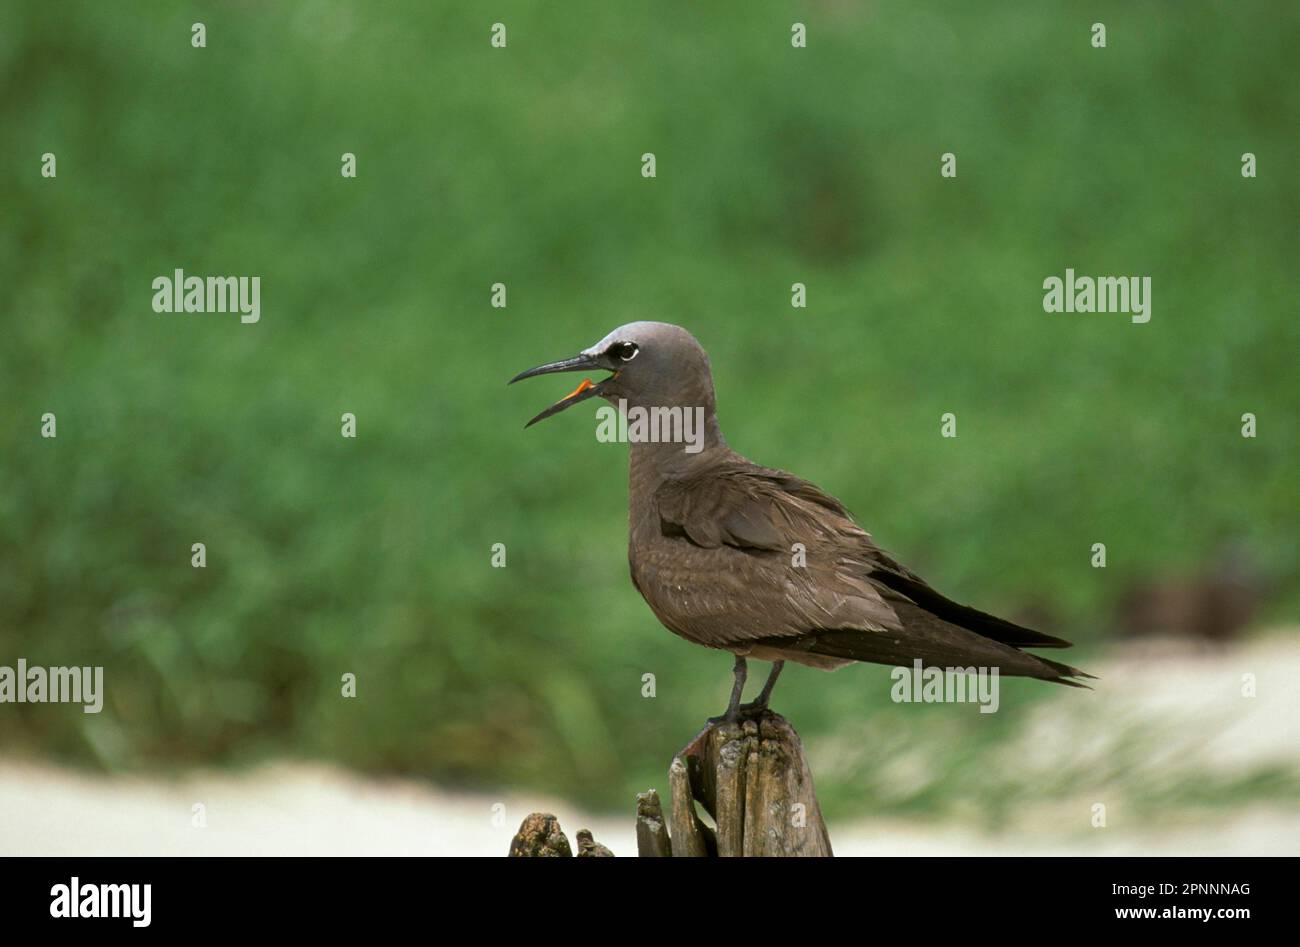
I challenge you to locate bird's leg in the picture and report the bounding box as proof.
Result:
[708,656,748,725]
[739,660,784,714]
[754,660,784,707]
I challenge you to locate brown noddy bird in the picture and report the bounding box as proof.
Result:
[510,322,1093,721]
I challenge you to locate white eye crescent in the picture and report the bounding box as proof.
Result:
[614,342,639,361]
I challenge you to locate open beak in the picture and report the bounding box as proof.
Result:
[508,353,611,428]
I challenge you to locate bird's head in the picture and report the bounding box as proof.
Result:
[508,321,717,428]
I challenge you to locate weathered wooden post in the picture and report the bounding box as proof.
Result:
[640,710,832,857]
[509,710,831,857]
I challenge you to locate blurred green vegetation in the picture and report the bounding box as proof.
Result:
[1,2,1296,818]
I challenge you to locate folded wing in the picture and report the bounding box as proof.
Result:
[643,460,1091,685]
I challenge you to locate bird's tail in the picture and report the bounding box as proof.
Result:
[761,626,1097,688]
[1031,654,1098,689]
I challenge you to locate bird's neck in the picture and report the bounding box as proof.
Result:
[612,377,729,523]
[627,416,730,528]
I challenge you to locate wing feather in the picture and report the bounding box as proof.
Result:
[642,458,1077,670]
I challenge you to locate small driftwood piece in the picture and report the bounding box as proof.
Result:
[508,814,618,857]
[641,710,832,857]
[576,828,614,857]
[508,813,573,857]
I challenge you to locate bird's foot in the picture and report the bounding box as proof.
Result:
[706,700,770,727]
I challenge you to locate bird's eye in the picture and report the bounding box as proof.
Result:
[610,341,639,362]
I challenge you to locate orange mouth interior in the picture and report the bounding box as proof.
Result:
[561,378,596,401]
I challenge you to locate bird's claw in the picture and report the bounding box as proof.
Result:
[707,700,770,727]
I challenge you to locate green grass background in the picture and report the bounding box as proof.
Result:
[1,1,1296,817]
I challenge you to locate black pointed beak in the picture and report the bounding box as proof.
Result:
[508,353,601,385]
[508,353,610,427]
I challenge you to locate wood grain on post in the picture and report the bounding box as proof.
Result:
[647,709,833,857]
[634,790,673,857]
[667,756,711,856]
